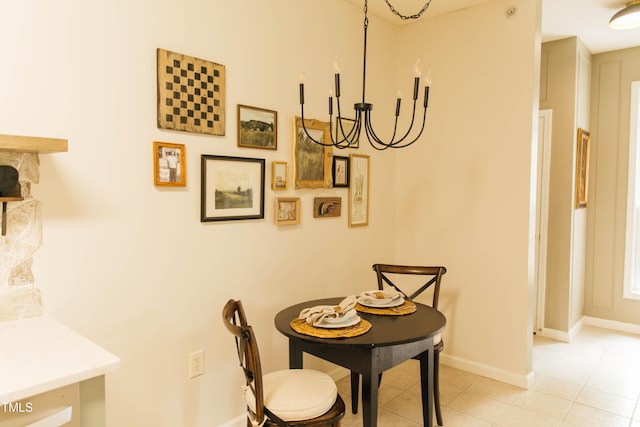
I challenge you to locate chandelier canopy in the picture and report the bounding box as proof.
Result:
[298,0,434,150]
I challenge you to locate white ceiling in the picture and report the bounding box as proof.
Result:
[349,0,640,54]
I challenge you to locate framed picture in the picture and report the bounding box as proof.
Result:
[575,128,590,209]
[201,155,265,222]
[349,154,370,227]
[272,161,288,191]
[153,141,186,187]
[332,156,349,188]
[313,197,341,218]
[237,104,277,150]
[294,117,333,189]
[275,197,301,225]
[157,48,225,136]
[336,117,358,148]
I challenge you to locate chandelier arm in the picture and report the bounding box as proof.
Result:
[386,107,428,149]
[332,97,360,147]
[299,105,336,147]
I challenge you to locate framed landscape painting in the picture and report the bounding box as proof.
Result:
[201,155,265,222]
[293,117,333,189]
[237,104,277,150]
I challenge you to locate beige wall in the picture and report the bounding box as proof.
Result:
[0,0,541,425]
[539,37,591,333]
[394,0,540,383]
[587,46,640,324]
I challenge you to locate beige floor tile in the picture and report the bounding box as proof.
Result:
[531,373,583,401]
[563,402,632,427]
[438,407,492,427]
[575,386,636,418]
[512,389,572,420]
[447,389,509,422]
[493,405,562,427]
[634,399,640,421]
[465,377,524,404]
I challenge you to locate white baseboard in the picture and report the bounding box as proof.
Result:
[218,414,245,427]
[583,316,640,335]
[439,353,535,389]
[537,318,584,343]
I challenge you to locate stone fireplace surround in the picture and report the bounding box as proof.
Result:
[0,134,67,322]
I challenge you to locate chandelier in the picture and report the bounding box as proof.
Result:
[298,0,433,151]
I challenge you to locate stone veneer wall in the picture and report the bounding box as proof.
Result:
[0,151,43,322]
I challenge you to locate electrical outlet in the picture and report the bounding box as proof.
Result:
[189,350,204,378]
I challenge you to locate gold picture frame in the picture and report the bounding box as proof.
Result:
[275,197,301,225]
[293,117,333,189]
[153,141,186,187]
[575,128,590,209]
[349,154,370,227]
[271,161,288,191]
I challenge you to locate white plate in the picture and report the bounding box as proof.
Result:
[316,315,361,329]
[358,290,402,304]
[358,296,405,308]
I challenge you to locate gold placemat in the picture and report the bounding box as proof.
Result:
[355,300,417,316]
[290,318,372,338]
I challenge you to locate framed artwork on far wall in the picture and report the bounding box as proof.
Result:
[348,154,370,227]
[153,141,186,187]
[271,161,288,191]
[237,104,278,150]
[201,155,265,222]
[332,156,349,188]
[575,128,590,209]
[275,197,301,225]
[293,117,333,189]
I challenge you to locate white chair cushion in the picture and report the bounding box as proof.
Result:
[244,369,337,422]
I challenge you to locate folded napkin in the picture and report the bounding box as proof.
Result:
[358,289,402,304]
[299,295,357,326]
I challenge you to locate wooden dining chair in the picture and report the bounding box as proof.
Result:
[350,264,447,426]
[222,299,345,427]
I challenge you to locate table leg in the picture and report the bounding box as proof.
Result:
[419,340,434,427]
[350,371,359,414]
[288,338,303,369]
[361,352,380,427]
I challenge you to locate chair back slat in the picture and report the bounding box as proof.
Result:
[222,299,265,425]
[373,264,446,309]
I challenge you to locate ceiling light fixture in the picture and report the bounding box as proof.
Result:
[609,0,640,29]
[298,0,433,151]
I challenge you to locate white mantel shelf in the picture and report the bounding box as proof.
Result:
[0,134,68,153]
[0,316,120,403]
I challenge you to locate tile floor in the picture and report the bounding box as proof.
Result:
[336,325,640,426]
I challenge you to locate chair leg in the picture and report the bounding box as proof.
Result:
[434,352,443,426]
[350,371,359,414]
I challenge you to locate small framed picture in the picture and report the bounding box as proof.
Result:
[272,161,288,191]
[575,128,590,209]
[275,197,301,225]
[201,155,265,222]
[153,141,186,187]
[332,156,349,188]
[237,104,277,150]
[349,154,370,227]
[313,197,341,218]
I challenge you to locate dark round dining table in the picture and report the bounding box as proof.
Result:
[274,297,446,427]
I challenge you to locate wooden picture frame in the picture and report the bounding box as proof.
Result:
[575,128,590,209]
[275,197,301,225]
[271,161,288,191]
[313,197,341,218]
[153,141,186,187]
[293,117,333,189]
[201,155,265,222]
[349,154,370,227]
[237,104,277,150]
[332,156,350,188]
[157,48,225,136]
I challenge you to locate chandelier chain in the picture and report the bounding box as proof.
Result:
[384,0,433,20]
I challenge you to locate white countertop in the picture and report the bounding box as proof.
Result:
[0,316,120,402]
